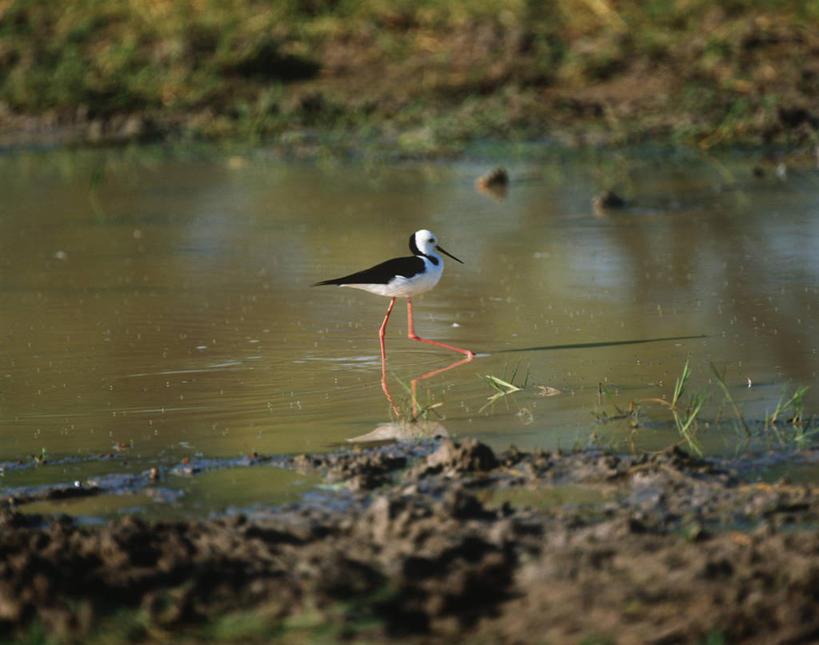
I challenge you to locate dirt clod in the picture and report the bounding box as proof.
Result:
[412,438,499,478]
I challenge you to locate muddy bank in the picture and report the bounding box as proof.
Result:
[2,439,819,643]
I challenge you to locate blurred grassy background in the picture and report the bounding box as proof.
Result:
[1,0,817,149]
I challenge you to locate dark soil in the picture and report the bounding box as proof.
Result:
[2,438,819,643]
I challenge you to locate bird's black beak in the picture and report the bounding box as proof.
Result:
[436,244,463,264]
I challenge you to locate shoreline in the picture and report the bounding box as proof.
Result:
[2,438,818,643]
[1,110,817,156]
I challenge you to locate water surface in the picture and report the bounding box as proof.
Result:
[1,144,818,517]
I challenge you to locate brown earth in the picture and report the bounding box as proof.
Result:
[2,438,819,643]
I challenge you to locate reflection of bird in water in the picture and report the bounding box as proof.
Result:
[313,229,474,362]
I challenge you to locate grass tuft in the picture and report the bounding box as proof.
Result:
[634,360,708,455]
[595,360,816,454]
[709,362,750,437]
[479,362,530,412]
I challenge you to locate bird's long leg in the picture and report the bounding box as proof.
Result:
[379,297,400,417]
[406,297,475,359]
[381,374,400,418]
[380,297,396,365]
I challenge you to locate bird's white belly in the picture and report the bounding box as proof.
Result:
[343,266,442,298]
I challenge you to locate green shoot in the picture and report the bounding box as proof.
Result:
[767,384,810,427]
[392,374,442,422]
[672,359,691,407]
[674,389,707,456]
[478,362,530,412]
[479,374,523,412]
[709,362,750,437]
[766,384,813,445]
[638,360,707,455]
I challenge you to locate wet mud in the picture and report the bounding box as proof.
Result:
[2,438,819,643]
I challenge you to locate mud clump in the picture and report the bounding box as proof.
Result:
[411,438,499,478]
[1,438,819,643]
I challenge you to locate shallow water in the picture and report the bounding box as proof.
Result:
[1,144,818,517]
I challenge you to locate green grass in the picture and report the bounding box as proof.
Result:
[635,360,709,455]
[764,383,817,446]
[595,360,815,454]
[710,362,751,437]
[479,362,530,412]
[32,447,49,466]
[1,0,817,147]
[670,360,709,455]
[391,372,445,421]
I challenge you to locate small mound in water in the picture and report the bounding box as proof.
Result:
[1,439,819,643]
[593,189,627,215]
[475,166,509,200]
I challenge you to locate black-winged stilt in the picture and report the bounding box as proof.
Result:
[313,229,475,363]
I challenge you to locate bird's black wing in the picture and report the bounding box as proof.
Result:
[313,256,425,286]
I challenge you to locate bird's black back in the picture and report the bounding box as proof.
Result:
[313,256,426,286]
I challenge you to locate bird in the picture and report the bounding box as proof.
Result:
[313,229,475,363]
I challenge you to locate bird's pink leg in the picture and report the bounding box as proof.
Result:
[406,297,475,359]
[380,297,396,365]
[381,373,400,418]
[379,297,401,417]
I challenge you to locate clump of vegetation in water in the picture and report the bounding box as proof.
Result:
[588,360,816,454]
[479,362,531,412]
[1,0,818,149]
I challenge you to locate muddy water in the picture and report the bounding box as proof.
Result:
[1,145,817,517]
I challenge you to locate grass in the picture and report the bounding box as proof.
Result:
[710,362,750,437]
[666,361,709,455]
[479,362,530,412]
[592,360,815,455]
[765,384,817,447]
[1,0,817,148]
[767,383,810,427]
[391,372,444,421]
[670,361,709,455]
[630,360,708,455]
[32,447,48,466]
[477,359,814,455]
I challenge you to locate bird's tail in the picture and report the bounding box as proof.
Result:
[312,278,344,287]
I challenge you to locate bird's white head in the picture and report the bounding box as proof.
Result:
[410,229,463,264]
